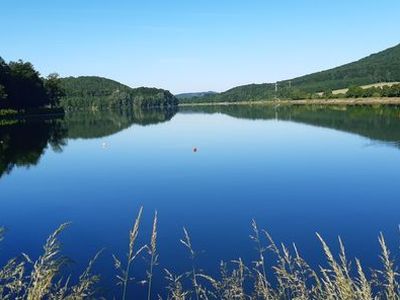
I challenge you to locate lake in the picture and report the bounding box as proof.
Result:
[1,104,400,298]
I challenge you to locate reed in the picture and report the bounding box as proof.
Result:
[0,223,101,299]
[0,226,4,242]
[147,211,158,300]
[2,208,400,299]
[180,227,202,300]
[113,206,147,300]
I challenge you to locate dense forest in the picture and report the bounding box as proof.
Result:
[183,43,400,103]
[0,57,64,110]
[60,76,178,109]
[0,57,178,113]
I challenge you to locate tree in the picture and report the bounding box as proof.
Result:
[0,58,62,110]
[8,60,48,109]
[323,89,333,99]
[346,86,364,98]
[0,84,7,101]
[0,57,11,106]
[44,73,65,107]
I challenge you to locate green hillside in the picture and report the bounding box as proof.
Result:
[60,76,178,109]
[175,91,217,100]
[189,43,400,103]
[285,43,400,92]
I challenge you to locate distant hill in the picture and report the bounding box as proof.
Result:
[60,76,178,109]
[284,43,400,92]
[175,91,217,100]
[189,43,400,103]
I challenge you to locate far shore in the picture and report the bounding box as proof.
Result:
[179,97,400,107]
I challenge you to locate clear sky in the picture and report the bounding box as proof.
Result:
[1,0,400,94]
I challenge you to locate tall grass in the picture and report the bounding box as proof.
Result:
[0,223,100,299]
[1,208,400,299]
[113,206,147,300]
[147,211,158,300]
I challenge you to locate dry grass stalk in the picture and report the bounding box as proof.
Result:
[0,226,5,243]
[250,220,272,299]
[263,231,314,300]
[0,257,26,299]
[316,233,355,299]
[377,233,399,299]
[1,223,102,300]
[27,223,70,300]
[113,206,147,300]
[65,249,103,299]
[4,209,400,299]
[147,211,159,300]
[200,259,250,300]
[180,227,200,300]
[354,258,372,300]
[164,269,189,300]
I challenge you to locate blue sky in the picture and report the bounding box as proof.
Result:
[1,0,400,94]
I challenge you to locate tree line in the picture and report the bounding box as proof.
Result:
[59,76,178,110]
[323,84,400,99]
[182,83,400,103]
[0,58,178,112]
[0,57,64,110]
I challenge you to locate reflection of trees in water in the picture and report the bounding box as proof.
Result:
[181,105,400,147]
[0,119,67,177]
[5,104,399,179]
[64,106,178,139]
[0,107,178,177]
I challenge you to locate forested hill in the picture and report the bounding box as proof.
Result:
[190,43,400,103]
[175,91,217,100]
[60,76,178,109]
[284,43,400,92]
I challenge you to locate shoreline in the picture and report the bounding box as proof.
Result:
[0,107,65,120]
[179,97,400,107]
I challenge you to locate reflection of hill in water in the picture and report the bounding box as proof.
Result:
[64,107,178,139]
[2,105,399,178]
[0,107,178,177]
[181,105,400,147]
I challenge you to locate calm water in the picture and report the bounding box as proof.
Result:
[1,105,400,297]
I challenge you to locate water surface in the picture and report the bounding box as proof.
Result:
[1,105,400,297]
